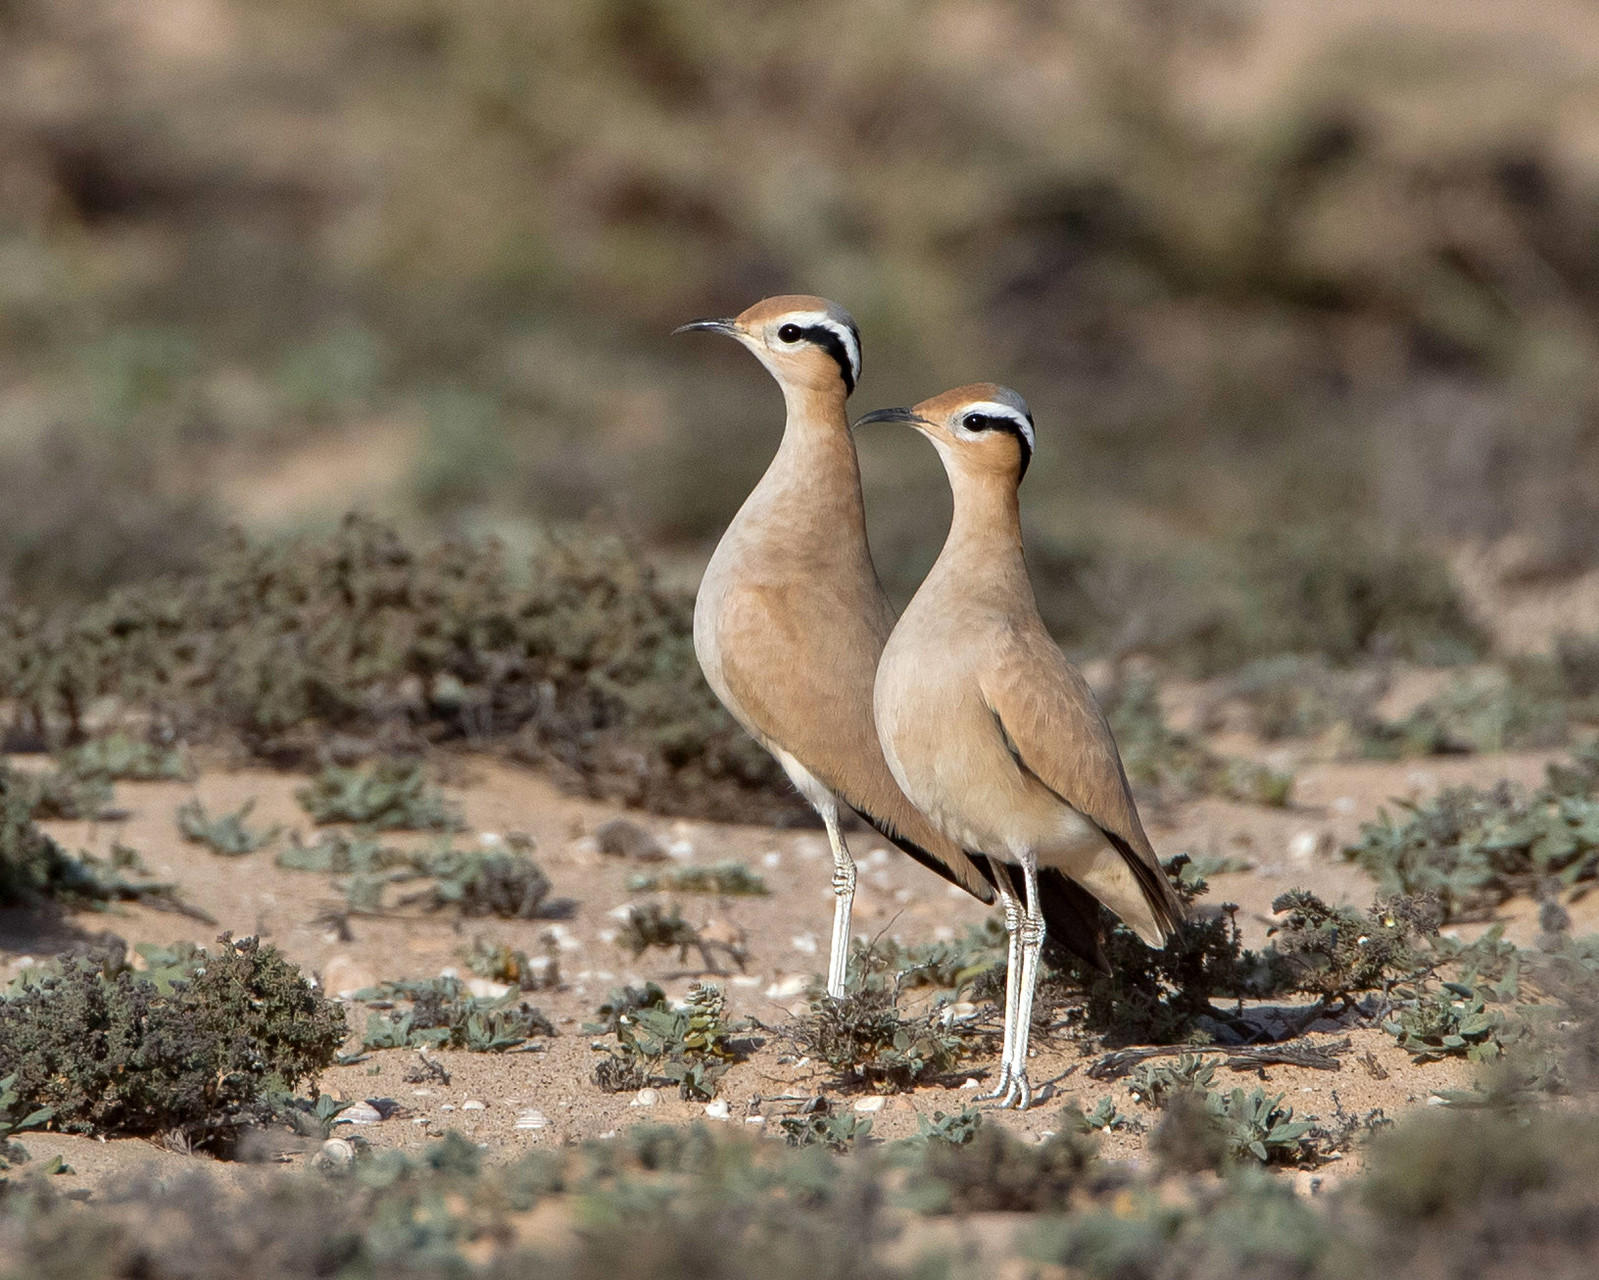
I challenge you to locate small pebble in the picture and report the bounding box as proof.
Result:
[631,1088,660,1108]
[336,1101,383,1126]
[761,851,782,868]
[595,818,667,862]
[790,935,819,956]
[765,974,810,999]
[515,1109,549,1130]
[704,1100,731,1120]
[440,1104,457,1112]
[462,1100,486,1111]
[412,1089,433,1097]
[466,978,512,1000]
[666,839,695,860]
[960,1078,980,1090]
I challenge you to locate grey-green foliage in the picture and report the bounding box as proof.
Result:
[311,837,551,920]
[1125,1054,1219,1108]
[1099,674,1293,806]
[0,1072,53,1174]
[859,918,1008,997]
[0,516,795,825]
[1197,525,1488,673]
[0,936,345,1144]
[626,861,768,895]
[1366,667,1574,757]
[792,974,967,1093]
[295,760,459,831]
[617,903,743,970]
[1153,1087,1319,1169]
[1344,743,1599,920]
[591,982,744,1101]
[1383,982,1504,1064]
[0,766,178,910]
[54,732,190,782]
[778,1111,873,1152]
[276,830,398,874]
[176,797,281,856]
[6,767,113,821]
[357,976,553,1053]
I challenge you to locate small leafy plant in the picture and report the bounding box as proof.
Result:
[591,982,745,1100]
[618,903,744,971]
[626,860,769,895]
[55,732,190,782]
[176,797,281,856]
[357,976,553,1053]
[779,1111,873,1151]
[1125,1053,1218,1107]
[0,1072,53,1174]
[295,760,460,831]
[792,972,967,1093]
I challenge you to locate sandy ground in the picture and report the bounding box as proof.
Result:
[3,736,1583,1201]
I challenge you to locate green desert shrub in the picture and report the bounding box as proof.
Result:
[0,515,795,823]
[0,936,345,1145]
[1344,743,1599,921]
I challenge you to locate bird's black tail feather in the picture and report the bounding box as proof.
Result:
[970,856,1111,974]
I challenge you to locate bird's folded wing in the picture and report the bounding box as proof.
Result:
[717,587,995,903]
[979,631,1185,939]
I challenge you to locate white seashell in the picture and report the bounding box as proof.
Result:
[466,978,512,1000]
[853,1097,886,1113]
[789,935,819,956]
[765,974,810,1000]
[336,1101,383,1125]
[960,1078,980,1090]
[462,1100,486,1111]
[312,1138,355,1172]
[515,1109,549,1130]
[704,1100,731,1120]
[630,1088,660,1108]
[761,851,782,867]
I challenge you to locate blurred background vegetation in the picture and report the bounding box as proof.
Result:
[3,0,1598,664]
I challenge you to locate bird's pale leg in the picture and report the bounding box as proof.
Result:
[999,855,1045,1110]
[975,884,1023,1103]
[821,802,857,999]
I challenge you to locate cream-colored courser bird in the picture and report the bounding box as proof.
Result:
[677,299,1113,1000]
[862,384,1186,1108]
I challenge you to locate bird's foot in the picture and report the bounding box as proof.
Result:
[981,1068,1033,1110]
[973,1064,1014,1105]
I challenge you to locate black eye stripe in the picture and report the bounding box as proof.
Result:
[960,408,1032,479]
[793,323,857,394]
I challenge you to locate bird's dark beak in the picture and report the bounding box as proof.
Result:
[854,406,928,429]
[672,317,738,337]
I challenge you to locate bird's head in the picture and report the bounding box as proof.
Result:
[856,383,1034,482]
[674,295,861,398]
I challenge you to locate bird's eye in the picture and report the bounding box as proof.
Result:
[778,323,803,343]
[963,413,990,431]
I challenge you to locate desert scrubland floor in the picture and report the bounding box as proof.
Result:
[4,736,1576,1193]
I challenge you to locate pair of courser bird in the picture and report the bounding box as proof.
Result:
[678,295,1184,1109]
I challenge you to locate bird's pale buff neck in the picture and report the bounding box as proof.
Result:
[932,464,1031,604]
